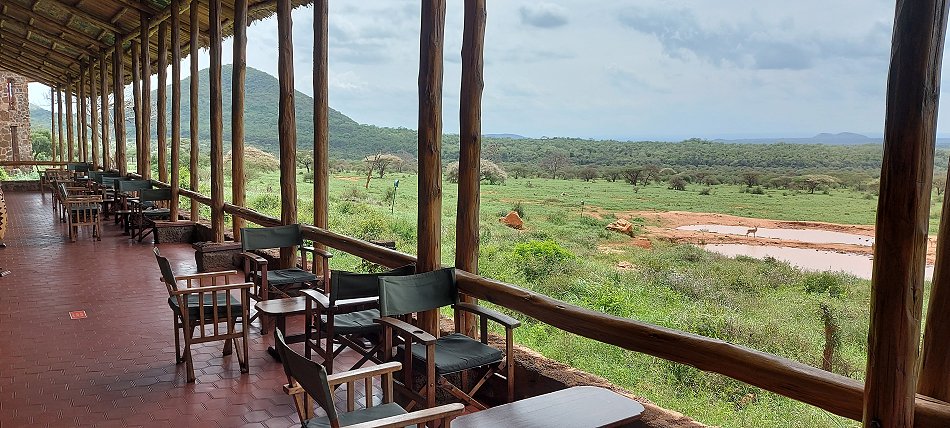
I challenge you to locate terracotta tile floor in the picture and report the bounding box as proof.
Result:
[0,190,378,427]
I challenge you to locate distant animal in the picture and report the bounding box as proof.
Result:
[746,226,758,238]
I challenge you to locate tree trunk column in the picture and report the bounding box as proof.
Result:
[141,17,152,180]
[456,0,486,338]
[189,0,200,221]
[209,0,225,243]
[232,0,248,240]
[313,0,329,243]
[100,52,111,171]
[170,0,182,221]
[416,0,447,336]
[131,41,143,176]
[113,47,127,176]
[66,79,74,162]
[864,0,950,426]
[157,22,169,183]
[90,64,100,170]
[277,0,299,268]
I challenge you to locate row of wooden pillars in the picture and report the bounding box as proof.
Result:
[42,0,484,338]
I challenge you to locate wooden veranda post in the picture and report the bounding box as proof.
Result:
[131,41,143,176]
[56,86,63,162]
[416,0,447,336]
[190,0,200,221]
[66,79,74,162]
[157,22,169,183]
[277,0,298,268]
[100,52,111,171]
[113,47,128,177]
[918,5,950,404]
[141,17,152,180]
[456,0,486,338]
[209,0,226,242]
[313,0,329,239]
[865,0,950,426]
[232,0,248,240]
[89,63,100,170]
[79,68,87,163]
[50,86,56,162]
[170,0,182,221]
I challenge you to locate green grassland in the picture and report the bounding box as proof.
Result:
[204,170,939,428]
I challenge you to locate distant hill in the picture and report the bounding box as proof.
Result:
[484,133,526,140]
[150,65,421,159]
[714,132,881,145]
[30,104,52,132]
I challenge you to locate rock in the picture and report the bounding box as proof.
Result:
[632,237,652,249]
[500,211,524,229]
[606,218,635,236]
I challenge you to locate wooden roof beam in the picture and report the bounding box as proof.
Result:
[113,0,160,16]
[0,54,65,83]
[1,2,106,48]
[11,18,98,56]
[0,30,82,69]
[37,0,122,35]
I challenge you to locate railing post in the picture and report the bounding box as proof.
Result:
[232,0,248,240]
[140,17,152,180]
[157,21,169,184]
[131,40,143,176]
[209,0,225,242]
[189,0,200,222]
[455,0,486,338]
[100,51,111,171]
[66,79,74,162]
[865,0,950,426]
[277,0,298,268]
[170,0,182,221]
[313,0,329,244]
[113,47,127,176]
[416,0,447,336]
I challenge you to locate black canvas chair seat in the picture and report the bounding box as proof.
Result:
[254,267,318,286]
[168,294,243,322]
[400,332,503,376]
[319,308,380,335]
[304,403,408,428]
[68,203,100,211]
[142,208,170,219]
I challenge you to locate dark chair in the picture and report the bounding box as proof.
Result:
[275,330,464,428]
[154,247,252,383]
[376,268,520,410]
[241,224,331,333]
[115,179,152,233]
[303,265,415,374]
[132,188,172,242]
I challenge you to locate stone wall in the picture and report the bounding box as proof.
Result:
[0,70,33,172]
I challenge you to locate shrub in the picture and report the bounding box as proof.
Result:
[512,240,575,282]
[445,159,508,185]
[250,193,280,215]
[512,201,526,219]
[802,272,847,297]
[668,175,687,191]
[750,186,765,195]
[699,187,712,195]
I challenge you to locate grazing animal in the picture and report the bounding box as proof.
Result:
[746,226,758,238]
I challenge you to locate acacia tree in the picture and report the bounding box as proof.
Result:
[297,150,313,174]
[621,167,643,186]
[795,174,839,194]
[742,171,761,187]
[540,150,570,179]
[363,153,403,188]
[579,166,599,182]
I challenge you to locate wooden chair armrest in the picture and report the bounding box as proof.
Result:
[344,403,465,428]
[301,246,333,259]
[171,282,254,295]
[375,316,437,345]
[326,361,402,386]
[174,270,239,281]
[455,302,521,329]
[241,252,268,266]
[300,289,330,309]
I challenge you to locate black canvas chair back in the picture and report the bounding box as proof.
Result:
[140,188,172,203]
[153,248,179,293]
[241,224,303,251]
[378,268,458,317]
[331,265,416,301]
[116,179,152,193]
[275,330,339,422]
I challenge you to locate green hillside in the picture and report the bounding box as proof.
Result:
[29,104,52,132]
[150,65,420,159]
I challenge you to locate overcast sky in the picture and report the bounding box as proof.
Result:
[27,0,923,140]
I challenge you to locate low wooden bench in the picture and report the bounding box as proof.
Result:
[452,386,645,428]
[255,296,307,360]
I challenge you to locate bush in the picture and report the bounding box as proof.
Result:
[250,193,280,215]
[512,201,526,219]
[699,187,712,195]
[512,240,575,282]
[802,272,847,297]
[445,159,508,185]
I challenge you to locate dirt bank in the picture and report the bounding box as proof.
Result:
[604,210,937,263]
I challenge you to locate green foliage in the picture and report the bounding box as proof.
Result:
[0,168,8,181]
[511,201,526,219]
[250,193,280,215]
[511,240,575,282]
[31,131,52,158]
[802,272,848,298]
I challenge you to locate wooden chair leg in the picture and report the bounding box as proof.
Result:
[185,327,196,383]
[240,315,250,373]
[174,318,183,364]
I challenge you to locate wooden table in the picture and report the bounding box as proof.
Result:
[255,296,307,360]
[452,386,645,428]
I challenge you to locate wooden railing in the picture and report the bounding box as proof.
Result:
[43,171,950,427]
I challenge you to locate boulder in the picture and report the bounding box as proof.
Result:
[500,211,524,230]
[606,218,635,236]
